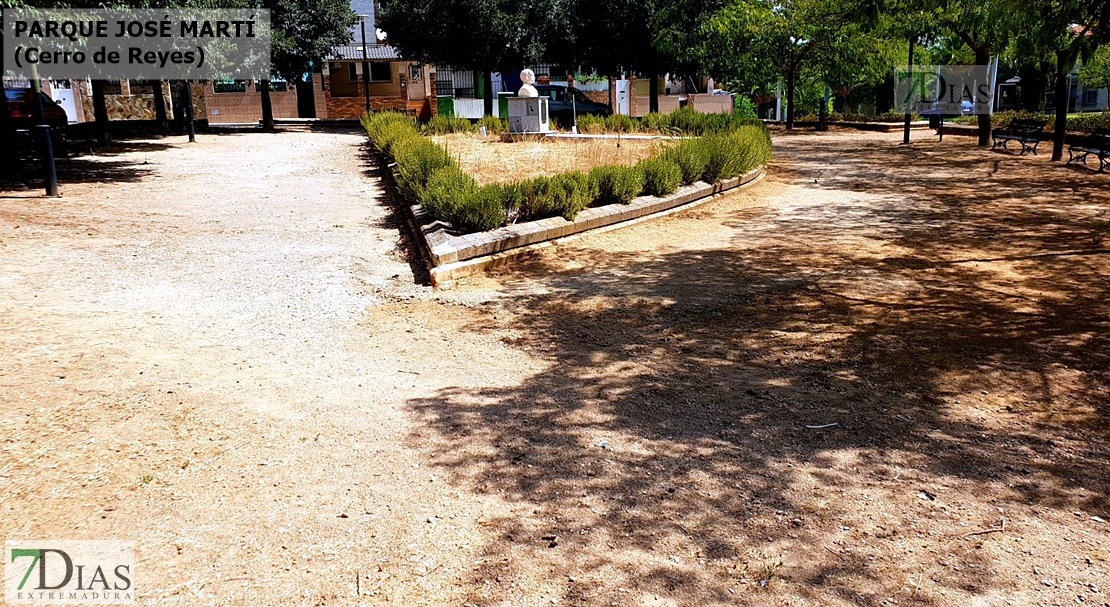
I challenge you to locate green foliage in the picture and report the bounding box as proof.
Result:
[363,105,772,233]
[422,114,475,135]
[734,96,758,118]
[477,115,509,134]
[362,112,420,155]
[392,136,454,201]
[1079,46,1110,92]
[420,166,477,221]
[419,167,510,232]
[590,165,646,205]
[638,157,683,197]
[454,185,511,232]
[552,172,598,219]
[664,140,711,185]
[951,110,1109,133]
[518,172,597,221]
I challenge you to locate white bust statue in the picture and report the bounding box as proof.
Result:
[518,69,538,97]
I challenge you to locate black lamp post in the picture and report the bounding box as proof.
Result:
[360,16,371,113]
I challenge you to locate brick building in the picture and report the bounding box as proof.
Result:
[321,44,434,119]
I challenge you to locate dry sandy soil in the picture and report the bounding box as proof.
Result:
[1,126,1108,607]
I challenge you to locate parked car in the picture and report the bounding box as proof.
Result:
[533,84,611,125]
[5,88,68,157]
[6,88,69,131]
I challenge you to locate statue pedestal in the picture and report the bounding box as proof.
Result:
[507,97,549,134]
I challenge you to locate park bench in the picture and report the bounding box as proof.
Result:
[1065,128,1110,173]
[991,118,1047,155]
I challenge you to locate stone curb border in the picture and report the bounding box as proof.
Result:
[387,163,765,287]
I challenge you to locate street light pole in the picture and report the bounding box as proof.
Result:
[903,35,915,145]
[360,17,371,114]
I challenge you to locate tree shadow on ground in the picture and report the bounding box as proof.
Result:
[402,132,1110,606]
[360,144,431,286]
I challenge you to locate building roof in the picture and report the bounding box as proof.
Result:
[329,44,402,61]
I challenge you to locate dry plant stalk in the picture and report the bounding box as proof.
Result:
[444,133,675,185]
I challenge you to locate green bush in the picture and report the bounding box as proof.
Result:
[590,165,645,205]
[605,114,639,133]
[664,140,711,185]
[519,176,557,219]
[392,136,454,201]
[477,115,509,134]
[362,112,421,155]
[638,157,682,197]
[420,166,476,220]
[575,114,607,134]
[550,171,597,219]
[453,185,509,232]
[701,133,747,182]
[520,173,597,220]
[422,114,474,135]
[734,96,758,118]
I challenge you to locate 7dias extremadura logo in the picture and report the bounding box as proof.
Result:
[5,541,134,604]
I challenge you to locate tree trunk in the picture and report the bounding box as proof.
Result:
[785,68,796,130]
[482,71,494,117]
[260,80,275,130]
[152,80,168,133]
[91,79,111,145]
[1051,58,1070,162]
[875,74,893,114]
[975,47,991,147]
[648,73,659,114]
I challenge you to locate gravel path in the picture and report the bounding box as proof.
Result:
[2,127,1108,607]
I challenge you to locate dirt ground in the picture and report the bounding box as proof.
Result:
[1,126,1108,607]
[443,132,672,184]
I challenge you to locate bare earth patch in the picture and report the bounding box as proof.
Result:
[1,127,1108,607]
[441,132,674,184]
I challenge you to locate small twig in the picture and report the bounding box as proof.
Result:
[960,517,1005,539]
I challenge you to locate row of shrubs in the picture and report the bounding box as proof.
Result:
[362,112,772,233]
[421,114,509,135]
[573,107,764,136]
[792,111,923,123]
[949,109,1110,133]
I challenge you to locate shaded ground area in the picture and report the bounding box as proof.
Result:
[1,127,1107,607]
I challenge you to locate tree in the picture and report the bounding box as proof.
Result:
[260,0,356,128]
[1079,44,1110,98]
[934,0,1016,146]
[1018,0,1109,160]
[379,0,536,116]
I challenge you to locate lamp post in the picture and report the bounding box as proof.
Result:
[359,15,371,113]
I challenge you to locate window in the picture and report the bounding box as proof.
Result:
[347,63,358,83]
[1084,89,1099,105]
[260,80,288,92]
[103,80,122,95]
[369,62,392,82]
[213,79,247,93]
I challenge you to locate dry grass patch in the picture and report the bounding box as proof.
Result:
[437,132,675,185]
